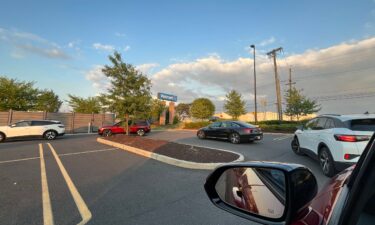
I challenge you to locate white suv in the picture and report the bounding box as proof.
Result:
[291,114,375,177]
[0,120,65,142]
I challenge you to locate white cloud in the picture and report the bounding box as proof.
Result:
[149,37,375,114]
[115,32,126,37]
[123,45,131,52]
[259,37,276,47]
[0,27,71,60]
[136,63,159,74]
[85,65,111,92]
[93,43,115,52]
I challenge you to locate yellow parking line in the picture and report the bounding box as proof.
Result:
[0,156,40,164]
[273,135,293,141]
[39,144,54,225]
[47,143,92,225]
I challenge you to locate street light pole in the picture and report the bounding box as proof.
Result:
[250,45,258,123]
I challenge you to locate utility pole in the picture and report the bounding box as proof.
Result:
[250,45,257,123]
[286,67,296,121]
[267,47,283,121]
[286,67,296,94]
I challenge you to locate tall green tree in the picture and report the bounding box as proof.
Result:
[150,99,166,121]
[67,95,102,113]
[102,51,152,134]
[0,76,38,111]
[223,90,246,120]
[284,87,321,121]
[34,89,62,112]
[176,103,191,119]
[190,98,215,120]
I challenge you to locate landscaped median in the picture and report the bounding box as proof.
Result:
[97,135,244,170]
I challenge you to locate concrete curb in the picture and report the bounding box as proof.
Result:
[97,138,244,170]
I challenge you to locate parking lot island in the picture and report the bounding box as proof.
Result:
[97,135,244,170]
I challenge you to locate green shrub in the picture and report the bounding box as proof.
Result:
[183,121,211,129]
[173,115,179,124]
[258,124,298,133]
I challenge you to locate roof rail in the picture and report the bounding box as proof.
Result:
[319,114,341,116]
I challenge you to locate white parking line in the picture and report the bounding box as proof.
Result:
[39,144,54,225]
[273,135,293,141]
[47,143,92,225]
[0,148,117,165]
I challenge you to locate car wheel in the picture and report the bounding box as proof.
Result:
[103,129,112,137]
[197,130,206,139]
[319,147,336,177]
[0,133,5,142]
[137,129,145,136]
[291,137,304,155]
[44,130,57,140]
[229,133,241,144]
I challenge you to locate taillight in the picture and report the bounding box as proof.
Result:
[58,125,65,128]
[334,134,370,142]
[344,154,360,160]
[244,128,253,134]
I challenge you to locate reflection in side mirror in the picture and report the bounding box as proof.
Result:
[214,167,286,219]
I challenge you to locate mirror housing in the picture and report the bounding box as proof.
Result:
[205,162,318,225]
[296,125,304,131]
[9,124,16,128]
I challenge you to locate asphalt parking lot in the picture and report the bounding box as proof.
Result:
[0,135,251,225]
[0,131,330,225]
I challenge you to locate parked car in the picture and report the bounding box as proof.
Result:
[0,120,65,142]
[205,132,375,225]
[291,114,375,177]
[197,121,263,144]
[98,120,151,137]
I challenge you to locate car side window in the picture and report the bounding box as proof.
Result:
[231,123,241,128]
[31,121,49,126]
[315,118,327,130]
[324,119,335,129]
[210,122,221,128]
[14,121,31,127]
[305,119,318,130]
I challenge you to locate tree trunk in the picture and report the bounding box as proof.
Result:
[125,114,129,135]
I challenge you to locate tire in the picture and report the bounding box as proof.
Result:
[197,130,206,139]
[103,129,112,137]
[291,137,304,155]
[319,147,336,177]
[229,133,241,144]
[137,129,145,136]
[0,132,5,142]
[44,130,57,140]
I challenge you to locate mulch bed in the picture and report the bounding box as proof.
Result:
[104,134,239,163]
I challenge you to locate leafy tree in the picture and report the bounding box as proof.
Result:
[190,98,215,120]
[150,99,166,121]
[67,95,102,113]
[0,76,38,111]
[34,89,62,112]
[176,103,191,119]
[101,51,152,134]
[284,87,321,121]
[223,90,246,120]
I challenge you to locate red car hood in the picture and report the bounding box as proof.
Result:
[292,165,355,225]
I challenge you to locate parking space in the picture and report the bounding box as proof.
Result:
[0,135,251,225]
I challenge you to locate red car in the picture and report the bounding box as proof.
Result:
[205,134,375,225]
[98,120,151,136]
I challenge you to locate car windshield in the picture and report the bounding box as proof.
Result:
[1,1,375,225]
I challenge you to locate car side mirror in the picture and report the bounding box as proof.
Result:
[9,124,16,128]
[296,125,304,131]
[205,162,318,225]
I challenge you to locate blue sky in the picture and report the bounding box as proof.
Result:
[1,0,375,113]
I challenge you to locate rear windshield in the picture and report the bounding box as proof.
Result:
[350,119,375,131]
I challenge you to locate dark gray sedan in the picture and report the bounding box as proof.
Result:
[197,121,263,144]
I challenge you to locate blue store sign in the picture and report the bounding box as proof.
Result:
[157,92,177,102]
